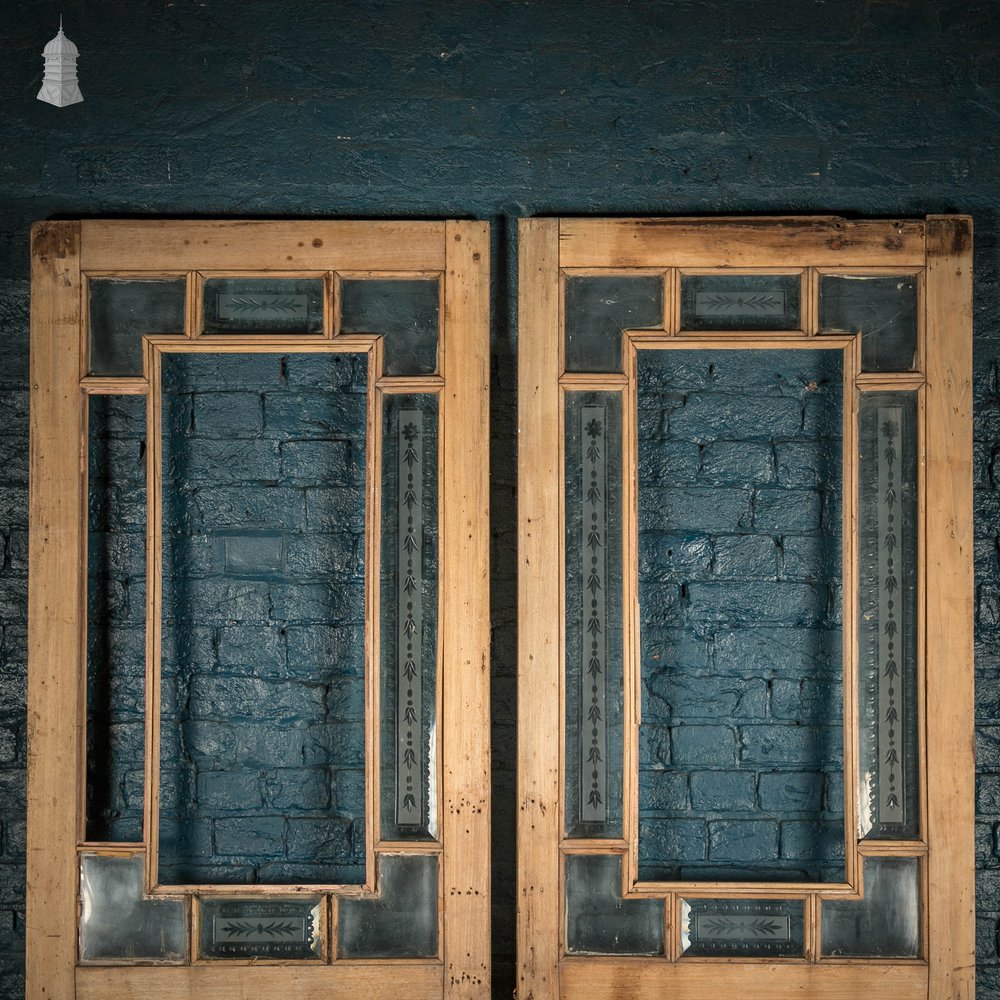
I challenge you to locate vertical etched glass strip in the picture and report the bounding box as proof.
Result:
[859,392,919,839]
[396,409,424,826]
[380,394,438,841]
[565,392,623,838]
[580,404,608,824]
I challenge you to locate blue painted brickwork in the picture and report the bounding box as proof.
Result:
[638,349,844,883]
[158,352,368,885]
[2,2,1000,995]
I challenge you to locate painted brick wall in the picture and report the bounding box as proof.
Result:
[637,348,844,883]
[1,2,1000,997]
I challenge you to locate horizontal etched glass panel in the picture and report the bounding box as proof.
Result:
[79,854,187,964]
[680,274,801,331]
[858,393,919,838]
[198,897,323,960]
[680,898,804,957]
[564,275,663,373]
[340,278,439,376]
[565,854,664,955]
[202,278,324,334]
[89,278,186,376]
[636,348,844,882]
[822,857,920,957]
[158,352,367,885]
[565,392,623,837]
[87,397,147,842]
[819,274,917,372]
[338,854,438,958]
[380,395,438,840]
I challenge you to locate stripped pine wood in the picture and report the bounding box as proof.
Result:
[516,219,562,1000]
[80,220,447,272]
[440,220,492,998]
[924,215,975,1000]
[559,217,926,269]
[26,221,84,1000]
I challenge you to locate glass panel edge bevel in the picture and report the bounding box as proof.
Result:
[144,339,380,893]
[624,337,857,892]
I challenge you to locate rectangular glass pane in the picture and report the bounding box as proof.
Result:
[202,278,323,335]
[197,897,323,959]
[380,395,438,840]
[680,274,801,332]
[340,278,439,376]
[858,393,919,838]
[158,352,367,885]
[680,897,804,957]
[636,348,844,882]
[89,278,186,376]
[565,392,623,837]
[79,854,187,964]
[564,275,663,374]
[819,274,918,372]
[822,857,920,957]
[338,854,438,958]
[87,396,147,842]
[565,854,664,955]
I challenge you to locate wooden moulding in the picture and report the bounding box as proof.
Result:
[558,217,927,269]
[79,220,448,272]
[27,220,84,1000]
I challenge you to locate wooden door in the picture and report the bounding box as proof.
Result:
[27,220,490,999]
[517,216,973,999]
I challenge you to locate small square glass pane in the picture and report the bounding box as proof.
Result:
[79,854,187,964]
[338,854,438,958]
[340,279,439,376]
[680,274,801,331]
[821,857,920,957]
[203,277,324,334]
[564,275,663,374]
[89,278,186,376]
[564,854,664,955]
[819,274,917,372]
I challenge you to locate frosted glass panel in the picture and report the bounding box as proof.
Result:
[681,897,804,957]
[822,857,920,957]
[202,278,323,334]
[79,854,187,964]
[680,274,801,331]
[197,897,323,960]
[564,854,664,955]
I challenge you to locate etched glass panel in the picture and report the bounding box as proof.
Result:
[338,854,438,958]
[87,396,147,842]
[565,392,623,837]
[565,854,664,955]
[89,278,186,376]
[636,348,844,882]
[198,897,323,960]
[202,278,324,335]
[564,275,663,374]
[680,274,801,332]
[380,395,438,840]
[822,857,920,957]
[680,898,804,957]
[340,278,439,376]
[858,393,919,838]
[819,274,918,372]
[79,853,187,964]
[158,352,367,885]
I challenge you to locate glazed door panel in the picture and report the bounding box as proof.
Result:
[516,216,973,999]
[27,220,490,999]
